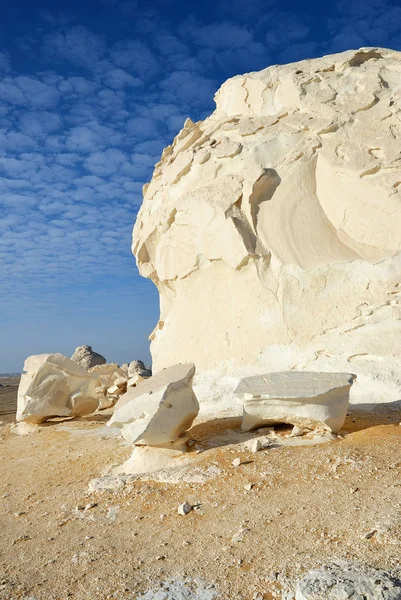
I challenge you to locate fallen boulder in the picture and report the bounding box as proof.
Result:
[296,561,401,600]
[71,345,106,370]
[107,363,199,445]
[235,371,356,433]
[17,353,99,423]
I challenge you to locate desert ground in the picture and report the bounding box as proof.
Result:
[0,378,400,600]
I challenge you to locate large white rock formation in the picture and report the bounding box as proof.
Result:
[235,371,356,433]
[107,363,199,445]
[133,48,401,407]
[17,354,99,423]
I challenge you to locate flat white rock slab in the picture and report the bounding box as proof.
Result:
[235,371,356,433]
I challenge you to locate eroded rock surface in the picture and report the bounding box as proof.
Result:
[296,561,401,600]
[133,48,401,407]
[235,372,356,433]
[107,363,199,445]
[71,345,106,370]
[17,354,99,423]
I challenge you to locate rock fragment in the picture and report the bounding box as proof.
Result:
[177,502,193,516]
[235,372,356,434]
[107,363,199,445]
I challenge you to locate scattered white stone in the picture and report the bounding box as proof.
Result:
[107,363,199,445]
[107,384,124,396]
[295,560,401,600]
[135,579,218,600]
[89,363,126,389]
[232,458,241,467]
[291,425,305,437]
[127,374,146,387]
[178,502,193,516]
[231,527,250,543]
[235,372,356,433]
[250,439,262,453]
[17,353,99,424]
[244,483,253,491]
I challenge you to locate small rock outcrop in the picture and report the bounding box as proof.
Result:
[132,47,401,408]
[235,371,355,433]
[127,360,152,379]
[71,345,106,370]
[107,363,199,445]
[296,561,401,600]
[17,354,99,423]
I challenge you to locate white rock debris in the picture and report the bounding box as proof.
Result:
[295,561,401,600]
[235,372,356,433]
[178,502,193,516]
[107,363,199,445]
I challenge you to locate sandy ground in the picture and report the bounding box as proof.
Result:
[0,378,400,600]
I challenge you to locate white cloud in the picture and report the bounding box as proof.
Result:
[43,26,105,69]
[0,52,11,72]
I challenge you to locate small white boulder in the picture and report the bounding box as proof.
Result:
[178,502,193,515]
[107,363,199,445]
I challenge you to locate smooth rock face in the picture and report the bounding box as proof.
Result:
[133,48,401,407]
[235,372,355,433]
[17,354,99,423]
[296,561,401,600]
[71,345,106,370]
[107,363,199,445]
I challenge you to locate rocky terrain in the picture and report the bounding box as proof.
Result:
[1,381,400,599]
[2,48,401,600]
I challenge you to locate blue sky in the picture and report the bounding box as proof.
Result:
[1,0,401,372]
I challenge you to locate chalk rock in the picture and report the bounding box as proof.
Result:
[127,373,146,387]
[120,363,129,375]
[71,345,106,370]
[88,364,125,389]
[107,363,199,445]
[235,372,355,433]
[296,561,401,600]
[178,502,193,515]
[133,48,401,408]
[17,353,99,423]
[127,360,152,379]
